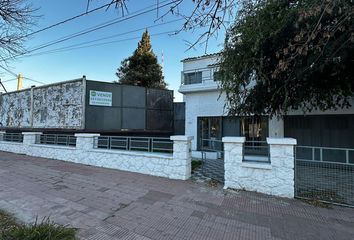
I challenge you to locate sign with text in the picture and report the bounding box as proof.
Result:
[89,90,112,106]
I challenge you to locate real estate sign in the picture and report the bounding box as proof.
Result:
[89,90,112,106]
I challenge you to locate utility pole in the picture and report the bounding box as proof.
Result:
[17,74,23,91]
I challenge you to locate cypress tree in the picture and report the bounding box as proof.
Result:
[116,30,167,89]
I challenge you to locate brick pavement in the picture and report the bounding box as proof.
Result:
[0,151,353,240]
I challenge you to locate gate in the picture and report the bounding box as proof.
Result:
[200,139,224,183]
[295,146,354,206]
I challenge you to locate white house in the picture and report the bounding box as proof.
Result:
[179,53,354,159]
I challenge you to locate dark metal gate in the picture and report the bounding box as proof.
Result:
[295,146,354,206]
[200,139,224,183]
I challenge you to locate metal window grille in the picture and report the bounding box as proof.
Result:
[3,133,23,143]
[36,134,77,147]
[93,136,173,153]
[295,146,354,206]
[243,141,270,163]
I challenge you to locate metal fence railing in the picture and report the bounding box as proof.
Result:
[36,134,77,147]
[200,138,224,183]
[296,146,354,164]
[93,136,173,153]
[243,141,270,163]
[200,138,223,152]
[2,133,23,143]
[295,146,354,206]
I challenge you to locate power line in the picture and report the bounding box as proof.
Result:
[22,77,46,85]
[18,2,115,40]
[27,1,177,53]
[19,19,182,59]
[12,0,177,61]
[0,65,18,77]
[1,78,17,83]
[30,0,172,50]
[25,30,177,58]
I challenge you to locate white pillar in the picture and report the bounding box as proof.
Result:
[222,137,245,189]
[75,133,100,151]
[0,131,5,141]
[267,138,297,198]
[22,132,42,145]
[170,135,193,180]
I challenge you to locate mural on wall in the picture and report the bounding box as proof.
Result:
[0,80,84,129]
[0,90,31,128]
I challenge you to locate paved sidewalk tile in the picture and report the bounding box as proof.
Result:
[0,151,353,240]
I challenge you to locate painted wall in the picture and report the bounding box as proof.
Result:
[185,90,227,151]
[223,137,296,198]
[0,133,193,181]
[0,80,84,130]
[0,90,31,128]
[32,80,84,129]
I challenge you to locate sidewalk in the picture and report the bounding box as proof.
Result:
[0,151,353,240]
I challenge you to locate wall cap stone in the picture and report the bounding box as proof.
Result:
[267,137,297,145]
[22,132,43,135]
[241,162,272,170]
[170,135,194,141]
[75,133,100,137]
[222,137,246,143]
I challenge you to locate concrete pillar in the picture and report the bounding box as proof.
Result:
[222,137,245,189]
[0,131,5,141]
[75,133,100,151]
[170,135,193,180]
[22,132,42,145]
[267,138,297,198]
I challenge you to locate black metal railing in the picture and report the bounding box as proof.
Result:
[36,134,77,147]
[93,136,173,153]
[200,138,224,160]
[295,145,354,206]
[243,141,270,162]
[2,133,23,143]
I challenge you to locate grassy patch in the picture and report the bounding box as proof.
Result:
[191,160,202,173]
[0,210,77,240]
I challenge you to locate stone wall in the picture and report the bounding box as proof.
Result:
[223,137,296,198]
[0,79,84,129]
[0,132,192,180]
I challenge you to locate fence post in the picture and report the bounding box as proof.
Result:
[0,131,5,141]
[222,137,246,189]
[170,135,193,180]
[75,133,100,151]
[267,138,297,198]
[22,132,42,145]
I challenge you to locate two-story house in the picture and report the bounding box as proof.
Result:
[179,53,354,161]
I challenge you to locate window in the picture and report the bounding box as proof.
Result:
[213,71,221,81]
[241,116,269,157]
[183,71,202,85]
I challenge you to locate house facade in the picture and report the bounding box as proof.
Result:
[179,53,354,159]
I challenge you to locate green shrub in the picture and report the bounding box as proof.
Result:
[0,214,77,240]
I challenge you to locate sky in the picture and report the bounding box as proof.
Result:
[0,0,230,102]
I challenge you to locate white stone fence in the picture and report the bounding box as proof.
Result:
[223,137,297,198]
[0,132,193,180]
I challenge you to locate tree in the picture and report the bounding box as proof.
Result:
[116,30,167,89]
[219,0,354,117]
[0,0,35,67]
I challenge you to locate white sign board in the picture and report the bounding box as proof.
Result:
[89,90,112,106]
